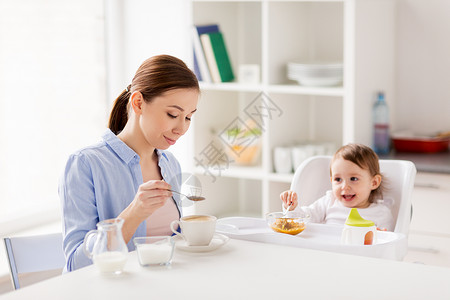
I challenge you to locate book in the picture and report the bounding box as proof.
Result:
[192,51,202,81]
[195,24,220,37]
[191,24,220,83]
[200,31,234,83]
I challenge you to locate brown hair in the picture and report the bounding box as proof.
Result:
[108,55,200,134]
[331,143,383,203]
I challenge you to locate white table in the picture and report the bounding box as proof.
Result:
[1,239,450,299]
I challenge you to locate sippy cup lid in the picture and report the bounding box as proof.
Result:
[345,208,375,227]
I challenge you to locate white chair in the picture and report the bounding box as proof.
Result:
[290,156,417,236]
[3,232,65,290]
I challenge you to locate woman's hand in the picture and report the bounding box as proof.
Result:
[130,180,173,220]
[280,190,298,211]
[118,180,172,243]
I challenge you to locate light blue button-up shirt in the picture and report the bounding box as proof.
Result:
[59,129,182,272]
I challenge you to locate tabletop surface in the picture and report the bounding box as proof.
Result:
[1,238,450,300]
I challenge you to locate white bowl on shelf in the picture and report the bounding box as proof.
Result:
[290,76,343,87]
[287,61,343,87]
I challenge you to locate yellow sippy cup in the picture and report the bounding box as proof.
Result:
[341,208,377,245]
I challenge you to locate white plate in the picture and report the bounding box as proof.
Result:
[173,233,229,253]
[293,77,342,87]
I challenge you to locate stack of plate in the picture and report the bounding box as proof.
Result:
[287,62,343,87]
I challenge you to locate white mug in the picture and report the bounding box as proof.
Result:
[170,215,217,246]
[341,224,377,245]
[274,147,292,173]
[291,146,308,170]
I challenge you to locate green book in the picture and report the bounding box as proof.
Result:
[200,31,234,83]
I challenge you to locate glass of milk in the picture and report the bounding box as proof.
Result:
[133,236,175,266]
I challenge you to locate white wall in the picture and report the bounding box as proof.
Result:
[395,0,450,134]
[106,0,191,102]
[353,0,396,145]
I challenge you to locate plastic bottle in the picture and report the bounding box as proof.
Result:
[372,91,390,154]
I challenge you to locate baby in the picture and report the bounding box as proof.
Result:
[280,143,394,231]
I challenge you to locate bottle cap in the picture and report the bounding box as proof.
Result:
[345,208,375,227]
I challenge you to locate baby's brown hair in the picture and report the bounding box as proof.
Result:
[331,143,383,203]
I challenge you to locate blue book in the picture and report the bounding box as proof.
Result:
[196,24,220,36]
[193,50,202,81]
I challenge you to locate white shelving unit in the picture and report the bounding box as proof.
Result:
[188,0,396,218]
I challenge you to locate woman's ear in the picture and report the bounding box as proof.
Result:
[130,91,144,114]
[371,174,382,190]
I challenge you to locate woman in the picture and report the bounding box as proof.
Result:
[59,55,200,272]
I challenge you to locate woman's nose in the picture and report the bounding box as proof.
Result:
[173,120,189,136]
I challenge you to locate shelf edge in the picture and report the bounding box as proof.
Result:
[199,82,344,96]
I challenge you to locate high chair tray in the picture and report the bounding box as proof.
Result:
[216,217,407,260]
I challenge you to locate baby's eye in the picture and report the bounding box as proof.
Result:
[350,177,358,181]
[334,177,342,183]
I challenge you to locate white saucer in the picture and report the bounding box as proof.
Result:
[173,233,229,252]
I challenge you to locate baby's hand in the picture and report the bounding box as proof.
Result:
[280,190,298,211]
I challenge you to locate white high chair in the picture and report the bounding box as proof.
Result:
[290,156,417,236]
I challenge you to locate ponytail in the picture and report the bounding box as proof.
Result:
[108,86,130,135]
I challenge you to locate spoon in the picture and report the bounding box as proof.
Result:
[283,202,292,217]
[170,190,205,201]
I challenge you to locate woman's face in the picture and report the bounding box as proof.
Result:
[330,157,381,209]
[138,88,199,150]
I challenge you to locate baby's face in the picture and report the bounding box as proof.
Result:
[330,157,381,209]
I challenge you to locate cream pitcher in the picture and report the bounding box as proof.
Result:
[83,218,128,274]
[341,208,377,245]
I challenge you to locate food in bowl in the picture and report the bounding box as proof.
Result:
[271,218,306,235]
[266,212,310,235]
[221,119,262,166]
[225,143,261,165]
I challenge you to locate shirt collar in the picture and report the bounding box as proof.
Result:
[102,129,139,164]
[155,149,169,162]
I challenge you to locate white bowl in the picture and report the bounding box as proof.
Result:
[287,62,343,86]
[291,76,342,87]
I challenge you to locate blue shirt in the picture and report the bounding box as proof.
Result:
[59,129,182,272]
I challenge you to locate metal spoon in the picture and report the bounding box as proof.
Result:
[283,202,292,217]
[170,190,205,201]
